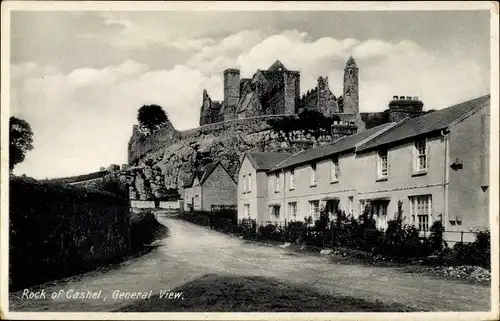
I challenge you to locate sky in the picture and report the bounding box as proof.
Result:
[9,9,491,179]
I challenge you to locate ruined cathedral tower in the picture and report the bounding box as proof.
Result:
[343,56,359,114]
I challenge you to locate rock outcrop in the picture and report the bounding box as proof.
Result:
[126,115,346,200]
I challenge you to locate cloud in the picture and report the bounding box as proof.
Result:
[98,13,217,51]
[11,30,489,179]
[11,61,221,179]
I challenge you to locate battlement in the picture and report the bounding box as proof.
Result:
[201,57,357,126]
[223,68,240,75]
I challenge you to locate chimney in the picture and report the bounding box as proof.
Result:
[388,95,425,122]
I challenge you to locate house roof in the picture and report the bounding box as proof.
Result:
[183,161,221,188]
[245,152,293,171]
[269,122,395,172]
[357,94,490,152]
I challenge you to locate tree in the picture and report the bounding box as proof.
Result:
[137,104,169,134]
[9,116,34,171]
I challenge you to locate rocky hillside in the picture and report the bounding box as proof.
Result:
[127,114,354,200]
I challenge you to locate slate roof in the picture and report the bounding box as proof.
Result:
[357,94,490,152]
[183,161,221,188]
[245,152,293,171]
[269,122,395,172]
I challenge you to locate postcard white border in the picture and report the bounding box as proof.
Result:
[1,1,498,320]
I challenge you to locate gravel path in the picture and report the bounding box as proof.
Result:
[9,217,491,312]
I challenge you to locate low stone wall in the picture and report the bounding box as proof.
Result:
[130,200,156,209]
[159,200,181,209]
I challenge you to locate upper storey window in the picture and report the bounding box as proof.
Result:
[413,139,428,173]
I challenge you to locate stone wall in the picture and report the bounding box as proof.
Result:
[317,77,339,116]
[128,120,180,165]
[284,72,299,115]
[201,164,237,211]
[128,113,356,195]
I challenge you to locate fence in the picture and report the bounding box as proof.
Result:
[253,220,481,246]
[178,210,489,267]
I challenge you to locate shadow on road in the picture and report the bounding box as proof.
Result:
[116,273,417,312]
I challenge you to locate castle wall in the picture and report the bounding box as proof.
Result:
[265,88,285,115]
[317,77,338,116]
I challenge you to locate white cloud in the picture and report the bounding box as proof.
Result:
[11,30,489,179]
[11,61,221,179]
[98,13,216,51]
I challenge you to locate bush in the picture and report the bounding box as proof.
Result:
[130,211,168,249]
[257,224,283,242]
[450,229,490,269]
[372,201,428,259]
[425,221,446,254]
[9,176,130,290]
[287,221,305,243]
[241,218,256,240]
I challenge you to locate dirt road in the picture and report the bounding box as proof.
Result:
[9,217,491,312]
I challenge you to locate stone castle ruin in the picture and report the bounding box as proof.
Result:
[199,57,364,130]
[124,55,428,201]
[54,56,429,204]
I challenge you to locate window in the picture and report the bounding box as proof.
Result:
[369,201,388,217]
[330,157,339,182]
[288,202,297,220]
[377,149,388,178]
[409,195,432,232]
[309,200,320,219]
[348,196,354,215]
[244,204,250,217]
[414,139,428,172]
[370,200,389,230]
[289,169,295,190]
[418,215,429,232]
[359,200,366,216]
[310,163,317,186]
[242,175,247,193]
[270,205,281,218]
[274,173,280,192]
[248,173,252,192]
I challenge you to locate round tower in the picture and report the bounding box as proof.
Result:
[343,56,359,114]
